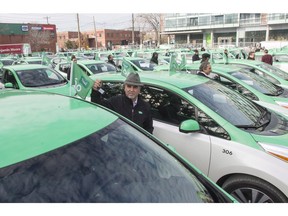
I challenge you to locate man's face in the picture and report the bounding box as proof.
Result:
[203,65,212,75]
[124,84,140,101]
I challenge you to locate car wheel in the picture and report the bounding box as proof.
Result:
[222,174,288,203]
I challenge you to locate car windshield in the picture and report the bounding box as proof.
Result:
[0,59,14,66]
[131,59,156,71]
[274,54,288,62]
[187,80,266,127]
[28,60,42,64]
[16,68,67,87]
[229,69,284,96]
[256,63,288,81]
[0,119,222,203]
[86,63,117,74]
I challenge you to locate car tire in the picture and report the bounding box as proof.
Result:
[222,174,288,203]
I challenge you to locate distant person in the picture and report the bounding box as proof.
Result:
[223,49,229,64]
[165,49,170,56]
[201,47,206,51]
[247,51,255,60]
[201,53,210,63]
[150,52,159,65]
[261,49,273,65]
[235,50,246,59]
[67,55,77,80]
[224,49,228,57]
[192,50,200,62]
[107,54,117,67]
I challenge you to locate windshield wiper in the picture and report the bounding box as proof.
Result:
[255,109,271,129]
[236,111,270,130]
[235,124,261,129]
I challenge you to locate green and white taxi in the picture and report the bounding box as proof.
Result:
[0,89,235,203]
[90,71,288,203]
[1,64,75,96]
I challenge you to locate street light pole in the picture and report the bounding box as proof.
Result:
[132,13,135,46]
[77,13,81,50]
[93,16,98,50]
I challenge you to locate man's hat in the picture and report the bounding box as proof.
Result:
[124,72,143,86]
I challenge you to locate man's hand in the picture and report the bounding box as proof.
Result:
[93,79,102,90]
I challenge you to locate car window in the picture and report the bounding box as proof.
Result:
[140,86,231,140]
[3,70,19,89]
[16,68,66,87]
[188,81,263,126]
[0,119,218,203]
[233,63,282,84]
[274,54,288,62]
[257,63,288,81]
[230,69,284,96]
[211,72,258,101]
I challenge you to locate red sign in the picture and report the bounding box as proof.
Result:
[0,44,23,54]
[42,25,55,31]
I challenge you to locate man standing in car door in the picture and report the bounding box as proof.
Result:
[91,72,154,134]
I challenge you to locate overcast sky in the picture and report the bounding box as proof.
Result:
[0,0,285,32]
[0,13,133,32]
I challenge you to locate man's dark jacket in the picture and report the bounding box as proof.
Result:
[91,90,154,134]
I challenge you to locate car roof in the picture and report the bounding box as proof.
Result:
[77,59,108,64]
[91,70,209,89]
[3,64,49,71]
[0,90,118,168]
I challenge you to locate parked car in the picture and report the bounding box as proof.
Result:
[12,57,43,65]
[89,71,288,203]
[154,60,288,114]
[0,58,15,66]
[201,63,288,112]
[77,59,119,75]
[121,57,158,72]
[255,50,288,72]
[54,60,118,79]
[215,59,288,88]
[1,64,75,96]
[0,89,236,203]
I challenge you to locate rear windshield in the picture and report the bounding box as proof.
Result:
[0,119,223,203]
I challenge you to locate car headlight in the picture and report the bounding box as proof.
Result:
[259,142,288,162]
[275,101,288,109]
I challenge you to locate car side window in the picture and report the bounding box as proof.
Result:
[101,81,124,98]
[3,70,19,89]
[140,86,230,140]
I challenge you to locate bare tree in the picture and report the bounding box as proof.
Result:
[28,30,51,52]
[136,13,161,47]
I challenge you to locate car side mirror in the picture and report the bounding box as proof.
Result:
[179,119,200,133]
[4,82,14,88]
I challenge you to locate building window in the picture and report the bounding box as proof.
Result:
[212,15,224,25]
[165,19,177,28]
[199,16,210,26]
[190,18,198,26]
[225,14,238,24]
[177,18,187,27]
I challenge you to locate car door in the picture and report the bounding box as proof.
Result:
[140,85,212,175]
